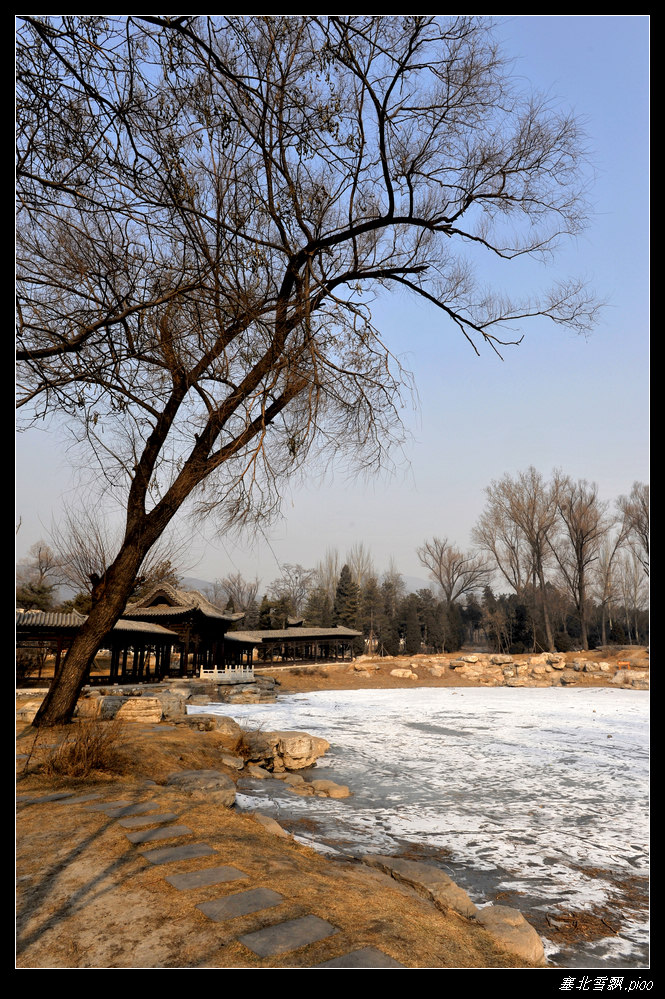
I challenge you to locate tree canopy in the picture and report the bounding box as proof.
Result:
[16,15,598,724]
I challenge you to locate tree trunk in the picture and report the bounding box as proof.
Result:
[536,566,555,652]
[32,543,146,726]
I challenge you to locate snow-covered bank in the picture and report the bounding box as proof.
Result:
[190,686,648,968]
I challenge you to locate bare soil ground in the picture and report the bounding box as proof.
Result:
[16,646,647,970]
[256,646,649,694]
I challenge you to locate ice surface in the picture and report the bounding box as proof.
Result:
[190,686,648,967]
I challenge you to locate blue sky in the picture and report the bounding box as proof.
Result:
[15,15,649,591]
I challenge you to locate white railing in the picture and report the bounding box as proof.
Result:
[199,663,255,683]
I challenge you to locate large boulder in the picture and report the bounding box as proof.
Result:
[275,731,330,771]
[166,769,235,807]
[183,713,243,749]
[240,729,330,772]
[475,905,546,966]
[362,855,477,919]
[152,691,188,720]
[115,697,163,723]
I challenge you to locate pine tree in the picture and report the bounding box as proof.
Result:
[333,565,359,628]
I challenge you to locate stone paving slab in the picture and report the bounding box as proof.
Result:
[238,915,338,957]
[104,801,163,817]
[125,824,193,844]
[54,792,104,804]
[165,866,248,890]
[84,800,134,812]
[314,947,405,968]
[17,791,77,803]
[140,842,218,865]
[118,812,179,828]
[197,887,283,922]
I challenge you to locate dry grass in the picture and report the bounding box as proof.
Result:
[19,718,128,779]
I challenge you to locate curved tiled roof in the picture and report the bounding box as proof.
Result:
[16,610,178,638]
[225,626,362,644]
[16,610,86,630]
[123,584,244,622]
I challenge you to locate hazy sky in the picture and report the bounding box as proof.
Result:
[15,15,649,591]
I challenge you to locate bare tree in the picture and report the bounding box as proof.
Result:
[615,552,648,644]
[476,468,559,651]
[268,563,315,617]
[618,482,649,577]
[591,525,627,646]
[313,548,341,606]
[49,505,188,601]
[16,540,61,589]
[417,536,491,605]
[16,540,62,610]
[550,473,609,650]
[209,572,261,613]
[346,541,376,592]
[17,16,598,724]
[472,503,531,595]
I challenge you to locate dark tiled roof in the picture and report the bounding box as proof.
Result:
[112,619,178,637]
[16,610,86,629]
[16,610,178,638]
[225,626,362,645]
[123,584,244,622]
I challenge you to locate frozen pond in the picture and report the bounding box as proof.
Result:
[189,686,649,968]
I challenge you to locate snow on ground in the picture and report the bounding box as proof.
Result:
[190,686,648,968]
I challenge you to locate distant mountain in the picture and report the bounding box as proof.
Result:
[181,576,214,594]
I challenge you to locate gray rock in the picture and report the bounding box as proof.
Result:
[240,729,330,771]
[116,697,163,723]
[152,691,187,719]
[165,769,236,807]
[141,842,217,865]
[475,904,546,966]
[221,754,244,770]
[210,715,243,747]
[310,779,351,798]
[238,915,338,957]
[559,669,578,685]
[165,866,248,890]
[314,948,405,968]
[245,763,273,779]
[16,699,44,723]
[276,731,330,770]
[184,714,218,732]
[252,813,291,838]
[362,855,478,918]
[197,887,283,922]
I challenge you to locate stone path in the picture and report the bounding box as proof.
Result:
[18,787,405,968]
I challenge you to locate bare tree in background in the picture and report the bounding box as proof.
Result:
[417,536,491,605]
[618,482,649,577]
[49,506,188,602]
[209,572,261,613]
[268,564,316,617]
[313,548,342,606]
[472,502,531,596]
[346,542,376,592]
[16,540,62,610]
[592,526,628,647]
[615,552,648,644]
[550,473,609,651]
[477,468,559,651]
[17,16,598,724]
